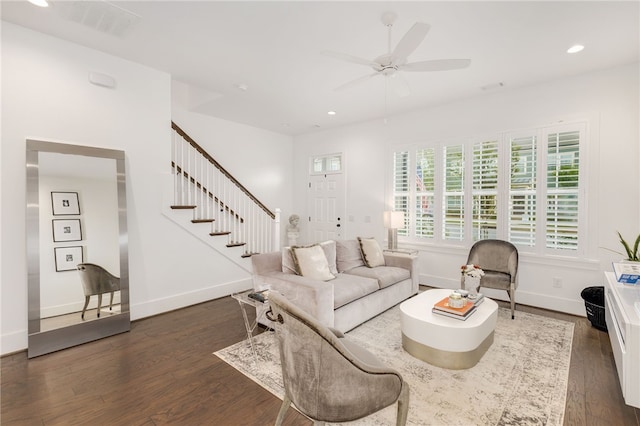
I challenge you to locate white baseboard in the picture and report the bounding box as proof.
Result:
[1,278,253,356]
[1,329,28,356]
[420,273,586,317]
[130,278,252,321]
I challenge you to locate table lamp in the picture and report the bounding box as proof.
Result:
[383,211,405,250]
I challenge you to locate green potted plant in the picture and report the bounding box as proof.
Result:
[617,231,640,261]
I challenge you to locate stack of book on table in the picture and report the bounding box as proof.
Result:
[432,296,477,320]
[248,289,270,303]
[613,262,640,284]
[467,292,484,306]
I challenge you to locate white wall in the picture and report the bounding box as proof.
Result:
[292,63,640,316]
[1,23,293,355]
[171,80,294,244]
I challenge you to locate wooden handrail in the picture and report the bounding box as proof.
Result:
[172,122,275,219]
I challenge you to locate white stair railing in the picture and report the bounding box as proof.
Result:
[170,122,280,255]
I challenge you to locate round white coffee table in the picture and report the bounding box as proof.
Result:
[400,288,498,369]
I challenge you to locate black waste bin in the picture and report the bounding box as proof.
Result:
[580,286,607,332]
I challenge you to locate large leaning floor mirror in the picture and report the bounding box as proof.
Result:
[26,140,130,358]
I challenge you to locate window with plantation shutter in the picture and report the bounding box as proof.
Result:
[443,145,464,241]
[545,130,580,250]
[389,121,585,257]
[509,135,537,246]
[393,150,409,236]
[415,148,435,238]
[472,140,498,240]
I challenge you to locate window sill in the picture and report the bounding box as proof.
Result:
[398,240,600,270]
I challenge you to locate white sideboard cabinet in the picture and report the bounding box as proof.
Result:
[604,271,640,408]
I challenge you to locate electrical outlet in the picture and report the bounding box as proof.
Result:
[552,277,562,288]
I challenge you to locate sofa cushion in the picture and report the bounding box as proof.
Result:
[291,245,335,281]
[282,240,338,275]
[331,273,379,309]
[320,240,338,275]
[357,237,385,268]
[336,240,365,272]
[344,266,410,289]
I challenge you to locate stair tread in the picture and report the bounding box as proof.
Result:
[191,219,215,223]
[171,205,197,210]
[210,231,231,236]
[226,242,246,248]
[241,252,259,258]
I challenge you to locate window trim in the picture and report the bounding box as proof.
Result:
[388,120,589,258]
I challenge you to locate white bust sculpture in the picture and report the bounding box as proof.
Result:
[287,214,300,245]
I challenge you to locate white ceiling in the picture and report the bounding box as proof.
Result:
[2,1,639,135]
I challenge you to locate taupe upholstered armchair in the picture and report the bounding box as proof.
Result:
[77,263,120,319]
[269,292,409,426]
[463,239,519,319]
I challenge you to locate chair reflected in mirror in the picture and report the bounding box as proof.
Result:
[77,263,120,320]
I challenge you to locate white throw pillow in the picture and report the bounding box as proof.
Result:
[283,241,337,275]
[319,240,338,275]
[291,244,336,281]
[358,237,385,268]
[281,246,296,274]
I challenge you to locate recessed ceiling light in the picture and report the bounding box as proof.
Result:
[327,111,336,116]
[567,44,584,54]
[28,0,48,6]
[234,83,248,91]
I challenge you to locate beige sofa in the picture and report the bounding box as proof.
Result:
[251,239,418,332]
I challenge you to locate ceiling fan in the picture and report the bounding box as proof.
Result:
[323,12,471,96]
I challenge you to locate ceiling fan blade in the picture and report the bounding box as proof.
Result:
[390,22,430,64]
[334,72,379,92]
[388,72,411,98]
[321,50,378,67]
[401,59,471,72]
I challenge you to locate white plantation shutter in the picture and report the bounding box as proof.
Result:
[472,140,498,240]
[545,130,580,250]
[389,122,584,256]
[443,145,464,241]
[393,151,409,236]
[415,148,435,238]
[509,135,537,246]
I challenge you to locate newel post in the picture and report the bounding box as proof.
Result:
[273,208,281,251]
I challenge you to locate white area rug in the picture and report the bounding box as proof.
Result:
[215,305,574,425]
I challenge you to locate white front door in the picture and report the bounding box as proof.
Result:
[308,172,345,242]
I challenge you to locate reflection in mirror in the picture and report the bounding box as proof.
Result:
[27,140,130,358]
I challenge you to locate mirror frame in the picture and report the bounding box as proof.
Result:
[26,139,130,358]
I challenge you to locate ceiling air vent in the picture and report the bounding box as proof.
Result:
[53,0,140,38]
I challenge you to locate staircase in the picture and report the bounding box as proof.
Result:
[166,122,280,269]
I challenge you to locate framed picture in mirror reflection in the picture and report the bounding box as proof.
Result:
[52,219,82,242]
[51,191,80,215]
[54,246,84,272]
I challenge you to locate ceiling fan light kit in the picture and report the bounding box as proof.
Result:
[324,11,471,96]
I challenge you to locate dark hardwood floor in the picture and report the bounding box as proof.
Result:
[2,289,639,425]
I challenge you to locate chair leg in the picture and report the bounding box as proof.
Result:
[109,291,114,311]
[97,294,103,318]
[275,395,291,426]
[509,283,515,319]
[396,381,410,426]
[81,296,90,320]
